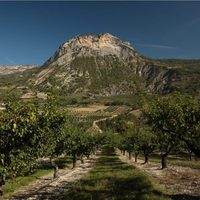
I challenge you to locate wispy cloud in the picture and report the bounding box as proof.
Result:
[4,57,17,65]
[135,43,177,49]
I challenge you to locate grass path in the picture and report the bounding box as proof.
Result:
[57,146,170,200]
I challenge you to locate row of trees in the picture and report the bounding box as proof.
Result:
[115,128,156,164]
[0,92,103,196]
[101,93,200,169]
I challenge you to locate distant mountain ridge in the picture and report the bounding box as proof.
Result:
[0,65,37,75]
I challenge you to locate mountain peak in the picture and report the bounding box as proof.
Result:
[44,33,137,67]
[63,33,133,51]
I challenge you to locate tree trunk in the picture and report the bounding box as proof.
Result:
[135,152,139,162]
[128,152,132,160]
[50,157,58,178]
[185,141,200,158]
[194,156,199,161]
[144,153,149,164]
[188,150,192,161]
[161,155,167,169]
[123,150,126,156]
[80,155,84,164]
[72,153,77,169]
[189,153,192,161]
[0,176,5,199]
[0,186,3,200]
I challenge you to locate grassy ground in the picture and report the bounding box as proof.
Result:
[58,146,170,200]
[3,156,72,199]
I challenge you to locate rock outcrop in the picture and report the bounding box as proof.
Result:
[44,33,141,67]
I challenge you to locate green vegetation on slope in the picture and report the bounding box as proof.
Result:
[39,56,146,95]
[154,59,200,94]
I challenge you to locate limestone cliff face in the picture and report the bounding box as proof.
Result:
[43,33,141,67]
[35,33,178,95]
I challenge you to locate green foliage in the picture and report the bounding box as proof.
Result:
[98,114,130,133]
[0,87,105,197]
[64,121,104,160]
[120,128,140,154]
[145,93,200,167]
[0,89,68,181]
[137,128,157,163]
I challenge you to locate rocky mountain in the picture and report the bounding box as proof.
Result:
[35,33,183,95]
[1,33,200,96]
[43,33,140,67]
[35,33,148,95]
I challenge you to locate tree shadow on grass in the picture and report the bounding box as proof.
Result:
[58,146,169,200]
[170,194,200,200]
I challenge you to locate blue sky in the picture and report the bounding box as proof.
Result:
[0,1,200,65]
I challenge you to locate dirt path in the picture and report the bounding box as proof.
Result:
[9,154,99,200]
[118,151,200,197]
[90,114,118,133]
